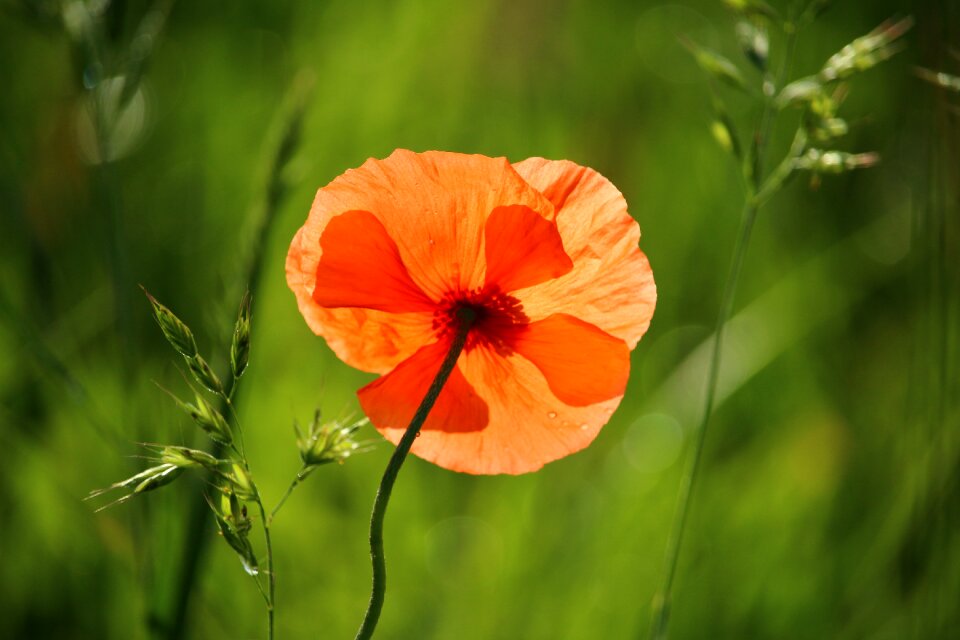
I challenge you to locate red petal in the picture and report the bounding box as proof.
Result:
[313,210,435,312]
[483,205,573,293]
[358,339,489,435]
[311,150,553,299]
[504,314,630,406]
[405,342,624,474]
[287,224,436,374]
[512,158,656,348]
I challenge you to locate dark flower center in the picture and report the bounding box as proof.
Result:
[433,285,527,353]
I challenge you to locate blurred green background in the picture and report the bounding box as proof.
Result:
[1,0,957,638]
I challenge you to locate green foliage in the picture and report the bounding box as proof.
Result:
[0,1,957,639]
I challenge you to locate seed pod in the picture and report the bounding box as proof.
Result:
[230,291,252,381]
[224,462,259,501]
[133,464,185,494]
[777,77,824,108]
[159,445,221,471]
[710,117,741,159]
[295,411,371,476]
[192,391,233,445]
[736,21,768,72]
[87,463,182,505]
[808,116,848,142]
[722,0,779,20]
[683,39,749,92]
[819,18,913,82]
[163,386,233,445]
[795,148,879,174]
[186,354,224,396]
[212,508,259,576]
[220,490,252,535]
[142,288,198,357]
[915,68,960,93]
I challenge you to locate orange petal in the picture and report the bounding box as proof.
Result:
[512,158,656,348]
[504,314,629,406]
[397,342,623,475]
[483,205,573,293]
[287,225,436,374]
[313,210,435,312]
[358,339,489,436]
[309,150,553,299]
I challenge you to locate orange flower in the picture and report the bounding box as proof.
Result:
[287,150,656,474]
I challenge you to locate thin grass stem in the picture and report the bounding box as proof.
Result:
[647,20,800,640]
[254,499,276,640]
[648,198,759,640]
[269,470,306,526]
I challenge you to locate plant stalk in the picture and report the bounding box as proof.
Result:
[255,499,276,640]
[648,198,759,640]
[269,470,306,526]
[647,21,800,640]
[354,309,475,640]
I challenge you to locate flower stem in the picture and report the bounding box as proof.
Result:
[647,21,800,640]
[354,309,476,640]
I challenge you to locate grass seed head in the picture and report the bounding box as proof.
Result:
[158,445,221,471]
[186,354,224,396]
[142,287,198,357]
[223,462,259,501]
[820,17,913,82]
[230,291,252,380]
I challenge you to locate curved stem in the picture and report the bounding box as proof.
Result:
[354,310,475,640]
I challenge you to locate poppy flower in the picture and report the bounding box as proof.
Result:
[286,150,655,474]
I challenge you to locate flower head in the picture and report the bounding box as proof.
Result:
[287,150,656,474]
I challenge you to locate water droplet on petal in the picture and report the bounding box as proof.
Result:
[428,238,435,246]
[579,423,590,430]
[547,411,557,419]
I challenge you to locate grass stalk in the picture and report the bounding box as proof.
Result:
[269,470,307,526]
[157,73,312,640]
[255,499,276,640]
[647,20,800,640]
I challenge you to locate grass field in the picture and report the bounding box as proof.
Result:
[1,1,957,638]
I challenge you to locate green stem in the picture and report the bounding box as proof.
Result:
[255,499,276,640]
[269,471,306,526]
[648,199,759,640]
[224,395,247,460]
[354,309,476,640]
[648,21,800,640]
[753,130,807,208]
[252,571,270,609]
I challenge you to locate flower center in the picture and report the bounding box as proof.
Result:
[433,286,527,353]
